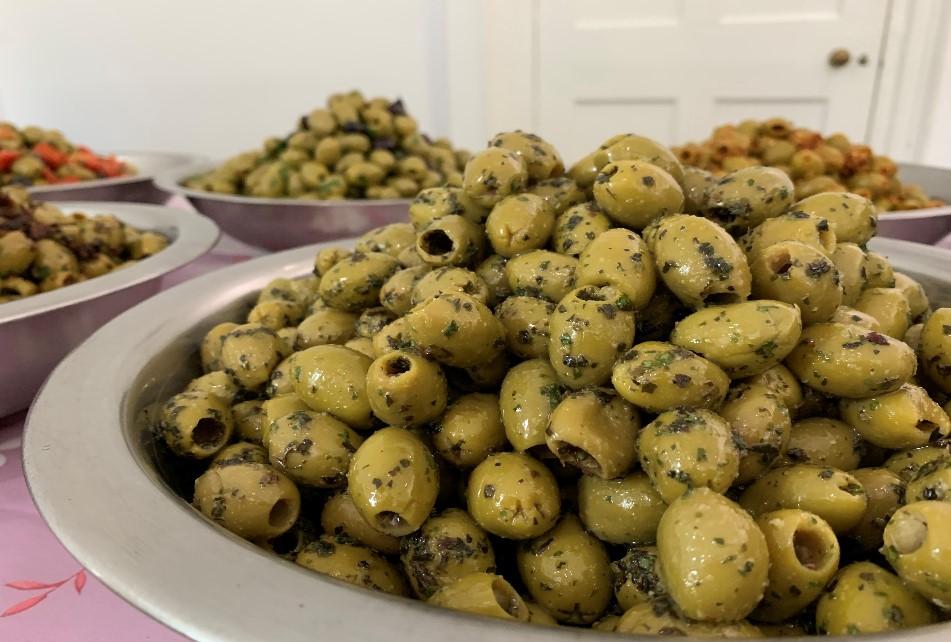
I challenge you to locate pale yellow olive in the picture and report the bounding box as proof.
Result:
[616,601,763,638]
[499,359,565,452]
[593,160,684,230]
[651,214,752,308]
[864,251,896,288]
[347,427,440,537]
[427,572,529,621]
[793,191,878,245]
[918,308,951,394]
[703,166,795,233]
[296,536,408,596]
[853,287,911,338]
[681,166,715,214]
[750,241,843,324]
[489,130,564,181]
[831,242,868,306]
[611,341,730,413]
[638,408,740,502]
[291,345,374,429]
[785,323,916,398]
[830,305,882,331]
[578,472,667,545]
[462,147,528,208]
[466,452,560,539]
[294,308,358,349]
[548,285,635,388]
[657,488,770,622]
[529,176,586,216]
[552,202,611,257]
[840,383,950,449]
[742,363,803,412]
[379,265,430,316]
[883,445,951,482]
[815,561,936,634]
[739,464,868,533]
[882,500,951,609]
[894,272,930,322]
[575,227,657,309]
[505,250,578,302]
[431,393,507,468]
[517,515,612,624]
[722,383,792,484]
[670,300,802,378]
[219,323,282,391]
[410,267,489,307]
[318,251,400,312]
[475,253,511,306]
[783,417,863,470]
[354,223,415,258]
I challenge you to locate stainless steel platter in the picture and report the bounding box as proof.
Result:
[154,162,410,251]
[877,163,951,244]
[23,236,951,642]
[0,202,219,417]
[27,151,205,205]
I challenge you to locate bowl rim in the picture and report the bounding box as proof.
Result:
[153,160,412,208]
[0,201,219,323]
[26,151,207,194]
[22,236,951,642]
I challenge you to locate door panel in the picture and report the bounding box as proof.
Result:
[537,0,889,163]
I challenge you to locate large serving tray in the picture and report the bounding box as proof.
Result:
[0,202,219,416]
[22,235,951,642]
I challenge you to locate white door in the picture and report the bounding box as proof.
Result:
[536,0,890,163]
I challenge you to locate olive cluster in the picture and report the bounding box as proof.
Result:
[185,91,469,200]
[672,118,943,211]
[157,130,951,636]
[0,186,167,302]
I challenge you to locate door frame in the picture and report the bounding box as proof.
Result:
[445,0,948,162]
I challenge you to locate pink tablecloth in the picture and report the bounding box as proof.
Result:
[0,232,260,642]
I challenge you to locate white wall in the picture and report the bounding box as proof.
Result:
[922,18,951,168]
[0,0,453,158]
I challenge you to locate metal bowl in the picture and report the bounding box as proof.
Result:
[26,151,205,205]
[154,162,410,251]
[877,163,951,244]
[23,236,951,642]
[0,202,219,417]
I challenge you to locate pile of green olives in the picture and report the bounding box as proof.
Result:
[184,90,469,200]
[158,129,951,637]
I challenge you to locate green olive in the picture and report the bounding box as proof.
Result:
[496,296,554,359]
[864,251,896,288]
[741,363,803,412]
[638,408,740,502]
[347,427,439,536]
[832,242,869,306]
[739,211,836,260]
[462,147,528,208]
[657,488,770,622]
[593,160,684,230]
[894,272,930,322]
[853,287,911,338]
[918,308,951,394]
[506,250,578,303]
[722,383,792,484]
[611,546,666,610]
[475,254,511,306]
[575,228,657,309]
[847,467,905,551]
[379,265,430,316]
[815,561,936,634]
[831,305,882,332]
[318,251,400,312]
[185,370,240,404]
[882,500,951,609]
[906,458,951,502]
[883,445,951,481]
[739,464,868,533]
[266,410,363,488]
[840,383,950,449]
[366,351,447,426]
[517,515,612,624]
[592,133,685,184]
[783,417,863,470]
[484,193,555,258]
[291,345,373,429]
[296,536,408,596]
[551,201,611,257]
[499,359,565,452]
[466,452,560,539]
[320,491,401,554]
[750,241,843,324]
[616,601,763,638]
[529,176,585,216]
[232,399,266,444]
[431,393,507,468]
[219,323,282,391]
[354,223,416,258]
[489,130,564,181]
[579,472,666,545]
[160,391,234,458]
[785,323,916,398]
[793,192,878,245]
[411,267,489,307]
[681,166,715,214]
[415,215,486,267]
[400,508,496,598]
[427,572,529,621]
[704,166,795,233]
[402,292,505,368]
[295,308,358,349]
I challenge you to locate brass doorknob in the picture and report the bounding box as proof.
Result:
[828,48,851,68]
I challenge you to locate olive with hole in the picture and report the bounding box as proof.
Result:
[793,191,878,245]
[847,467,905,551]
[427,572,529,621]
[160,391,234,458]
[552,201,611,256]
[882,500,951,609]
[722,383,792,484]
[750,241,843,325]
[840,383,950,450]
[366,351,448,426]
[320,491,401,555]
[919,308,951,394]
[499,359,565,452]
[575,227,657,309]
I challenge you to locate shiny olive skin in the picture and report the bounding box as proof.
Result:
[593,133,685,184]
[919,308,951,394]
[793,192,878,245]
[703,166,795,233]
[657,488,770,622]
[266,410,363,488]
[366,351,448,426]
[593,160,684,230]
[651,214,752,308]
[400,508,496,598]
[831,305,882,331]
[415,214,486,268]
[752,509,840,622]
[294,308,358,349]
[490,130,563,182]
[291,345,374,429]
[466,452,560,539]
[552,202,611,257]
[831,242,869,306]
[575,228,657,310]
[815,561,936,635]
[785,323,916,399]
[750,241,843,325]
[739,464,868,533]
[186,370,239,404]
[884,445,951,482]
[505,250,578,303]
[517,515,612,624]
[529,176,585,216]
[611,341,730,413]
[854,287,911,339]
[548,285,635,388]
[483,193,555,258]
[722,383,792,484]
[742,363,803,412]
[320,491,401,555]
[475,253,511,306]
[410,267,489,307]
[840,383,950,450]
[219,323,283,391]
[894,272,930,322]
[499,359,565,452]
[354,222,415,258]
[462,147,528,208]
[296,536,408,596]
[546,388,640,479]
[739,210,836,260]
[347,427,439,537]
[638,408,740,502]
[847,467,905,551]
[380,265,430,316]
[431,393,507,468]
[883,500,951,609]
[402,292,505,368]
[193,462,300,540]
[783,417,863,470]
[318,251,400,312]
[578,472,667,545]
[681,166,715,214]
[232,399,266,444]
[495,295,554,359]
[671,300,802,378]
[427,572,529,621]
[905,458,951,503]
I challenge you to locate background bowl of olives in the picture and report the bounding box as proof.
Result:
[155,161,412,251]
[21,235,951,642]
[877,164,951,244]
